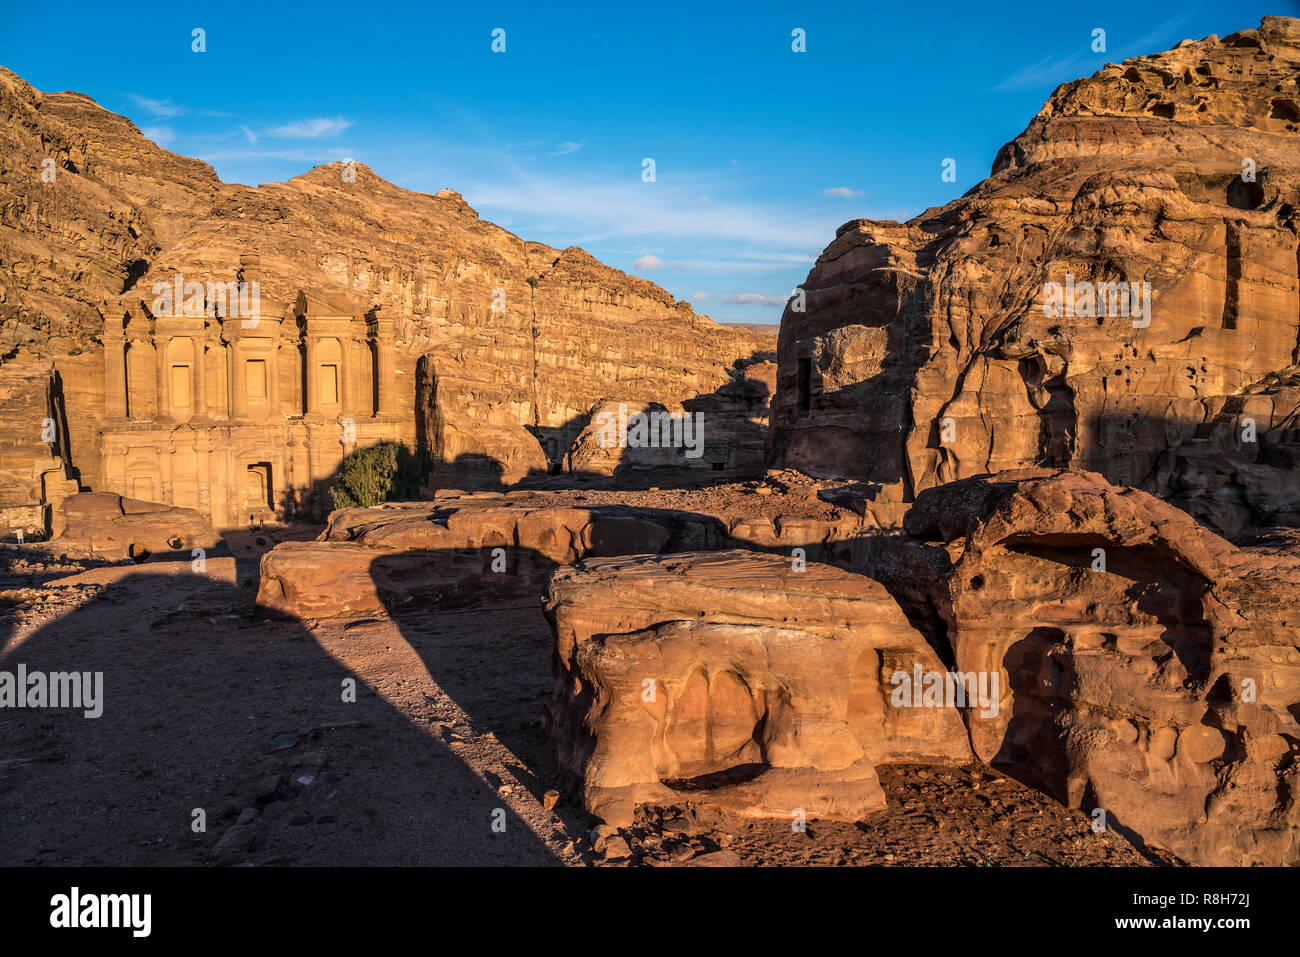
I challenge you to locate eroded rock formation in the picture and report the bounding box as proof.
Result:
[1155,364,1300,535]
[255,483,863,619]
[565,360,775,487]
[875,468,1300,866]
[770,17,1300,536]
[0,361,79,535]
[544,550,969,824]
[54,491,223,562]
[253,458,1300,863]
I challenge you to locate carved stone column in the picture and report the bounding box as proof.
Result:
[193,329,208,418]
[103,315,128,419]
[305,336,321,416]
[340,324,356,415]
[154,334,170,421]
[268,339,282,417]
[376,335,395,416]
[231,335,247,420]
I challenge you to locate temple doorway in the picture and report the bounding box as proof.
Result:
[244,462,273,520]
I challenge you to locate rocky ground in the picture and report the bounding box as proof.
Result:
[497,468,857,521]
[0,529,1174,867]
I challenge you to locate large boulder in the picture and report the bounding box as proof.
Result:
[256,497,732,618]
[54,492,222,561]
[255,489,867,619]
[544,550,969,825]
[876,468,1300,865]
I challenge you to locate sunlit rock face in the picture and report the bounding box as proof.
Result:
[770,17,1300,535]
[874,468,1300,866]
[543,550,970,826]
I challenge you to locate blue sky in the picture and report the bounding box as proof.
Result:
[2,1,1289,323]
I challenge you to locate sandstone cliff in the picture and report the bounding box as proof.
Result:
[770,16,1300,536]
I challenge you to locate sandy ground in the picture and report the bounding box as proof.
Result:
[0,531,1175,867]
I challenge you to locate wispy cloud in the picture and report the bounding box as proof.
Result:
[725,292,790,306]
[991,52,1086,92]
[239,125,258,146]
[192,147,356,165]
[128,94,184,118]
[141,125,176,147]
[126,94,229,119]
[991,15,1190,93]
[823,186,863,198]
[465,167,841,255]
[268,116,353,139]
[549,141,583,155]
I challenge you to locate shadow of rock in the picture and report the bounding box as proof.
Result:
[0,565,557,865]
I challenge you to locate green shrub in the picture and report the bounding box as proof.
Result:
[330,442,432,510]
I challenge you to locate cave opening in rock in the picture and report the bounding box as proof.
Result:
[1227,176,1265,210]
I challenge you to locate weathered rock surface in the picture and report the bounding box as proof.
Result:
[54,491,223,561]
[564,360,776,488]
[875,468,1300,866]
[770,17,1300,537]
[0,360,79,536]
[1154,364,1300,535]
[256,485,867,619]
[544,550,969,825]
[253,469,1300,864]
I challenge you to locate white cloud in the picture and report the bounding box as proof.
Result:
[194,147,356,164]
[725,292,790,306]
[691,290,711,301]
[550,141,583,155]
[268,116,353,139]
[141,125,176,147]
[633,254,664,269]
[823,186,863,198]
[466,168,839,255]
[990,52,1085,92]
[240,125,258,145]
[991,17,1190,93]
[129,94,184,118]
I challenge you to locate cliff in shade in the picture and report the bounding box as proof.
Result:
[0,65,773,529]
[770,16,1300,537]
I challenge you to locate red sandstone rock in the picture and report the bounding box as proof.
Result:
[770,18,1300,538]
[877,468,1300,866]
[543,550,969,825]
[0,64,773,526]
[54,491,222,561]
[255,487,872,619]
